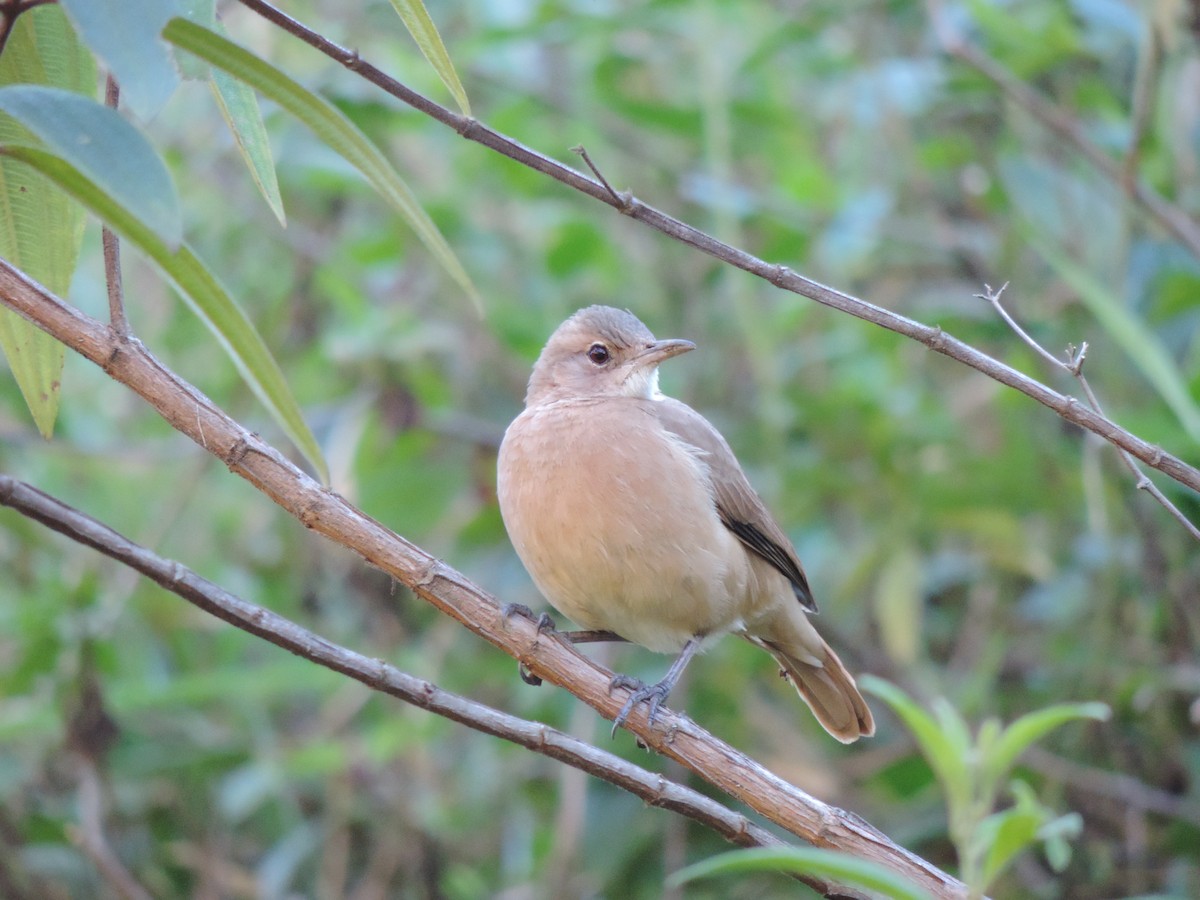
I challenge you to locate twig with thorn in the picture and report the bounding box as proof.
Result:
[977,283,1200,542]
[571,145,632,210]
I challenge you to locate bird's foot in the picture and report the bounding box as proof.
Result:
[501,603,557,634]
[609,674,673,736]
[503,604,557,686]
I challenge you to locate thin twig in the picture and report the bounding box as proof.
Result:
[101,75,129,337]
[226,0,1200,499]
[977,283,1200,542]
[0,264,968,899]
[570,145,628,208]
[0,474,875,900]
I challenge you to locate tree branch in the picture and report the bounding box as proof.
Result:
[0,259,967,898]
[979,283,1200,542]
[0,476,874,898]
[101,74,129,337]
[230,0,1200,499]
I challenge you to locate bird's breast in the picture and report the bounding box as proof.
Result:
[497,399,749,651]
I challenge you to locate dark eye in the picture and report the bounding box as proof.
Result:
[587,343,610,365]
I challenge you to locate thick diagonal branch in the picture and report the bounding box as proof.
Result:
[0,475,861,894]
[0,260,967,899]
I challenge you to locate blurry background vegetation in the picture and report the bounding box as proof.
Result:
[1,0,1199,897]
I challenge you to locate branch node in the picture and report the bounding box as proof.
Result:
[456,116,484,140]
[769,264,793,287]
[571,144,630,210]
[224,436,250,470]
[926,325,946,351]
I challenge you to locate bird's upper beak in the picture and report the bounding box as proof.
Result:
[635,338,695,366]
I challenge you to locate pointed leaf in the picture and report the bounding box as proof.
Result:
[0,85,181,246]
[985,701,1109,788]
[1,144,328,482]
[974,798,1043,889]
[58,0,181,120]
[668,847,933,900]
[0,6,95,437]
[860,676,972,813]
[209,52,286,226]
[387,0,471,115]
[163,18,480,310]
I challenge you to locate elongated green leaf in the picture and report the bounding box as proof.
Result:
[387,0,471,116]
[163,17,480,310]
[985,701,1109,790]
[860,676,972,814]
[1024,227,1200,442]
[0,6,95,437]
[0,85,181,246]
[210,64,286,226]
[59,0,180,120]
[668,847,933,900]
[1,145,328,482]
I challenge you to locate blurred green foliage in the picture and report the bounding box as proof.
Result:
[1,0,1199,898]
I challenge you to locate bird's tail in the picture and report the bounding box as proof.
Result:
[748,612,874,743]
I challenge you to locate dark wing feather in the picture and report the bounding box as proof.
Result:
[650,396,817,613]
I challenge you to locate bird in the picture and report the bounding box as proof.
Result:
[496,305,873,743]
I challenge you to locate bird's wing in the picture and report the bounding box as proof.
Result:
[650,396,817,613]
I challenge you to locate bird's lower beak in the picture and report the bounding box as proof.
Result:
[638,338,695,365]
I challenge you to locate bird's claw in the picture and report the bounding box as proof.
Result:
[609,674,671,737]
[501,603,557,634]
[518,662,543,687]
[505,606,558,687]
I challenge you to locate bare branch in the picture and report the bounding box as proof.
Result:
[0,473,874,900]
[100,75,129,336]
[230,0,1200,500]
[980,285,1200,542]
[0,260,967,898]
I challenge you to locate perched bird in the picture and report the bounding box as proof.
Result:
[496,306,873,742]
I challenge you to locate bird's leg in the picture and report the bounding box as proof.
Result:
[609,637,702,735]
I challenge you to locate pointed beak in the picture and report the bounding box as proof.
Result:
[635,338,695,366]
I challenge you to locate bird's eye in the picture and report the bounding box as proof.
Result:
[587,343,610,365]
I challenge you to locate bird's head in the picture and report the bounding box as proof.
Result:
[525,306,694,405]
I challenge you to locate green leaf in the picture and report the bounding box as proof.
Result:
[387,0,471,116]
[0,85,181,246]
[984,701,1109,789]
[162,17,480,310]
[1024,229,1200,443]
[860,676,972,814]
[0,6,95,438]
[209,44,286,226]
[667,847,933,900]
[973,784,1045,890]
[1,145,328,482]
[874,544,923,665]
[58,0,181,120]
